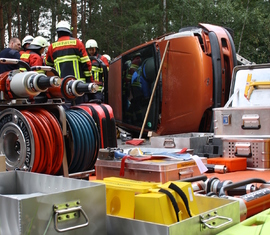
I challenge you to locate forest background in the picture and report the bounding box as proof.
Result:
[0,0,269,64]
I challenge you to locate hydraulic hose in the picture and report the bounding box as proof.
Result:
[35,108,64,174]
[65,109,99,173]
[21,108,64,174]
[76,108,100,169]
[21,110,53,174]
[68,110,93,171]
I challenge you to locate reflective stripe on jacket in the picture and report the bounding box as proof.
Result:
[90,54,108,91]
[20,50,45,73]
[46,36,92,82]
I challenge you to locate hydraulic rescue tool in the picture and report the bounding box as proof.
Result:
[0,61,98,102]
[0,70,61,101]
[31,66,99,101]
[218,178,270,221]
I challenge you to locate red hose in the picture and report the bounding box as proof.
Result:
[21,112,41,172]
[33,108,64,174]
[22,110,53,174]
[21,108,64,175]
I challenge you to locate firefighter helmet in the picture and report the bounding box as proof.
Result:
[85,39,98,49]
[28,36,49,50]
[22,35,34,47]
[103,54,111,63]
[56,20,72,34]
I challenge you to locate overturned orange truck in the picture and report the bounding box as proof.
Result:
[107,23,237,135]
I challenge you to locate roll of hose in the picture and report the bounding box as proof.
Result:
[65,109,99,173]
[21,108,64,175]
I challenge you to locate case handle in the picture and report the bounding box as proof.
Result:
[54,205,89,232]
[163,138,176,148]
[201,213,232,229]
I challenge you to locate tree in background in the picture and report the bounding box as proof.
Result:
[0,0,269,64]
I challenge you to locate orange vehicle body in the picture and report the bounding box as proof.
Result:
[107,23,237,135]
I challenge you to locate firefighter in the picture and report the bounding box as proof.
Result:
[85,39,109,102]
[103,54,111,64]
[123,52,142,122]
[46,20,93,104]
[20,36,48,69]
[20,35,34,54]
[0,37,21,74]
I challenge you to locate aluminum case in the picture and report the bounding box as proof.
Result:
[0,171,106,235]
[107,194,240,235]
[214,63,270,138]
[150,133,214,153]
[221,137,270,168]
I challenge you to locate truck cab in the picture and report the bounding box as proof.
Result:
[107,23,237,135]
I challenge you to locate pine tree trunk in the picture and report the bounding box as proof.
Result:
[8,2,12,39]
[17,3,21,39]
[81,0,86,43]
[0,1,4,49]
[71,0,78,37]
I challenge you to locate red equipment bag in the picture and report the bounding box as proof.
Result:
[80,103,117,148]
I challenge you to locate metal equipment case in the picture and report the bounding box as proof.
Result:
[0,171,107,235]
[221,137,270,168]
[214,63,270,138]
[95,157,207,183]
[107,194,240,235]
[150,133,214,153]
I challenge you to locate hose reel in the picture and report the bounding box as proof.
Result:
[0,108,64,174]
[0,108,35,171]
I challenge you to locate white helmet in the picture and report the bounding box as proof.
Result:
[22,35,34,47]
[85,39,98,49]
[28,36,49,50]
[56,20,72,34]
[103,54,111,63]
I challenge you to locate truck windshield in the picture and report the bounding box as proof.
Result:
[121,44,159,130]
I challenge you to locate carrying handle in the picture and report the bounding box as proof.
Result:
[163,138,176,148]
[241,125,261,130]
[201,213,232,229]
[54,206,89,232]
[234,152,252,157]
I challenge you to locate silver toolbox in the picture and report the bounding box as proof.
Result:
[107,195,240,235]
[150,133,214,154]
[0,171,107,235]
[214,63,270,138]
[214,107,270,137]
[221,137,270,168]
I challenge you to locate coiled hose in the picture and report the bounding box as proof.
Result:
[65,109,100,173]
[21,108,64,174]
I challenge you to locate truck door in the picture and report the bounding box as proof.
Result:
[108,57,122,121]
[108,43,160,132]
